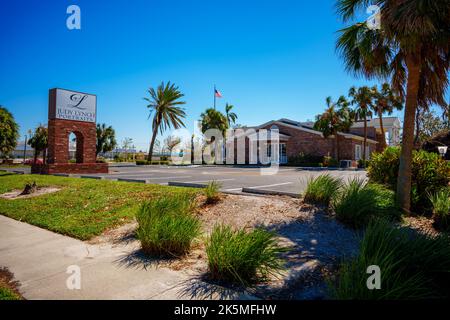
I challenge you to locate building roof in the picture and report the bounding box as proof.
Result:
[256,119,379,143]
[351,117,401,129]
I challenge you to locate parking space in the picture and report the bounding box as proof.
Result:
[1,165,366,196]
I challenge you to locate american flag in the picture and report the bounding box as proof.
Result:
[214,89,223,98]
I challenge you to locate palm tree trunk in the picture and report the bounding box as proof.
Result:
[335,134,340,161]
[396,54,421,214]
[147,125,159,161]
[378,111,387,150]
[363,114,367,162]
[33,149,38,164]
[414,108,421,146]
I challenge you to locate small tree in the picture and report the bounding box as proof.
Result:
[96,123,117,156]
[0,106,19,159]
[349,86,374,161]
[28,125,48,164]
[314,96,354,161]
[371,83,404,149]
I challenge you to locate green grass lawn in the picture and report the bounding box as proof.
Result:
[0,172,198,240]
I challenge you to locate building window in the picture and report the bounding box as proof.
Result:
[355,145,362,160]
[365,145,370,160]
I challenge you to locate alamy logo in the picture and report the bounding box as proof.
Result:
[66,5,81,30]
[366,5,381,30]
[69,94,88,110]
[366,265,381,290]
[66,265,81,290]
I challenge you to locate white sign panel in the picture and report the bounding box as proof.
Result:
[54,89,96,123]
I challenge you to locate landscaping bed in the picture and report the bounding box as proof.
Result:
[0,267,23,300]
[0,172,199,240]
[89,193,359,299]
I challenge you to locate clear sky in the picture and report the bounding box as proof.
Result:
[1,0,408,152]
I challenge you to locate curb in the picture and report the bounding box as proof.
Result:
[80,175,105,180]
[117,178,149,183]
[168,181,207,188]
[241,188,300,198]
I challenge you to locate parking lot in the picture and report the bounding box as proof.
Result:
[2,164,367,196]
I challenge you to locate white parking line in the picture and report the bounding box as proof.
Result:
[244,182,293,189]
[180,178,235,184]
[147,176,193,180]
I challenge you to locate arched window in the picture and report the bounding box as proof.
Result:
[68,131,84,163]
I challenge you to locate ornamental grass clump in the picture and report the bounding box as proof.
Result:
[429,188,450,231]
[206,225,286,285]
[332,179,399,229]
[303,174,343,206]
[135,193,201,257]
[204,181,222,204]
[329,219,450,299]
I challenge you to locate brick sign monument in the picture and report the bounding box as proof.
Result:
[32,88,108,174]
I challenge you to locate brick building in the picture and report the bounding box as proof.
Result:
[231,117,400,166]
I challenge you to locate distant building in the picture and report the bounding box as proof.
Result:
[230,117,401,166]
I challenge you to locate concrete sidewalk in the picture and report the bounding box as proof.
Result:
[0,215,251,300]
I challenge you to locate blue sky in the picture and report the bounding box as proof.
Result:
[1,0,407,151]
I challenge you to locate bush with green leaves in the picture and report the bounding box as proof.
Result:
[329,219,450,299]
[204,181,222,204]
[288,152,323,167]
[332,179,400,229]
[429,188,450,230]
[368,147,450,213]
[135,193,201,257]
[303,174,343,206]
[206,225,286,285]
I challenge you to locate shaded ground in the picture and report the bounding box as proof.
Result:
[90,194,360,299]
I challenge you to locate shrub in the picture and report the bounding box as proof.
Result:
[204,181,222,204]
[329,219,450,299]
[206,225,286,285]
[288,152,323,167]
[367,147,450,213]
[136,160,170,165]
[332,179,400,229]
[303,174,342,206]
[429,188,450,231]
[135,193,201,257]
[322,156,339,168]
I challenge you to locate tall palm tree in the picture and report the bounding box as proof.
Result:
[336,0,450,213]
[371,83,403,149]
[314,96,354,161]
[349,86,374,161]
[225,103,238,126]
[144,82,186,161]
[96,123,117,156]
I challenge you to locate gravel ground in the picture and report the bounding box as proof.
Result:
[90,194,360,300]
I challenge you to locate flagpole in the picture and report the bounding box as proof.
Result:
[214,84,216,109]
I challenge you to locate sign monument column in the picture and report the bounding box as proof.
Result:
[32,88,108,174]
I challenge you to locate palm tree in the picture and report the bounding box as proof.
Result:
[349,86,374,162]
[28,125,48,164]
[144,82,186,161]
[200,108,229,137]
[336,0,450,212]
[314,96,354,161]
[0,105,19,158]
[96,123,117,156]
[371,83,404,149]
[225,103,237,126]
